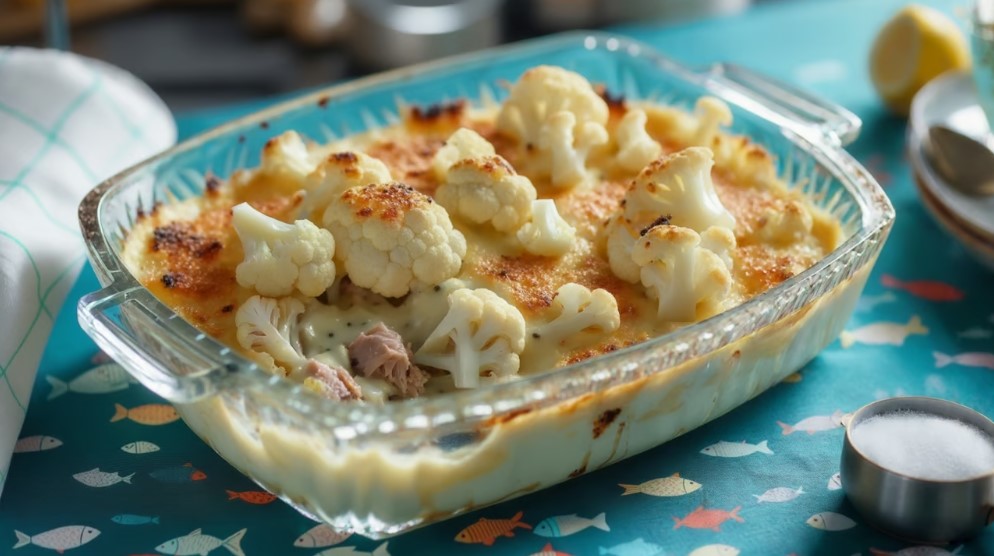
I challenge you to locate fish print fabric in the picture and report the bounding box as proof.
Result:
[2,1,993,554]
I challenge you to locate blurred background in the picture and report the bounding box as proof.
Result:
[1,0,791,111]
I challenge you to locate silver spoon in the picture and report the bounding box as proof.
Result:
[926,125,994,196]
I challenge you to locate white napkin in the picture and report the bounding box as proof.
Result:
[0,47,176,496]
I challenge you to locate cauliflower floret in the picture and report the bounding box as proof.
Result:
[753,200,813,245]
[235,295,307,374]
[297,151,392,220]
[540,111,609,188]
[258,131,320,185]
[631,225,734,322]
[624,147,735,232]
[605,147,735,283]
[710,133,779,188]
[700,225,736,270]
[516,199,576,257]
[497,66,608,146]
[531,283,620,346]
[604,214,643,283]
[689,97,733,147]
[232,203,336,297]
[615,109,662,172]
[414,288,526,389]
[323,182,467,298]
[435,156,537,232]
[496,66,609,189]
[432,128,496,179]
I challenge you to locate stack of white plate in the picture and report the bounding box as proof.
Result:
[908,71,994,272]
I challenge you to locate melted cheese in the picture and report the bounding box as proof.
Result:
[121,99,841,396]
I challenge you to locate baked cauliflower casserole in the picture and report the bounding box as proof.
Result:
[123,66,840,403]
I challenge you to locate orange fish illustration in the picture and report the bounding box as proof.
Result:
[455,511,531,546]
[227,490,277,504]
[529,543,574,556]
[673,506,744,532]
[881,275,964,301]
[111,403,179,425]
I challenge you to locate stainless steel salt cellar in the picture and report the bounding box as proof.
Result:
[842,397,994,544]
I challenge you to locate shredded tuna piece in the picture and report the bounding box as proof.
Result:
[304,359,362,401]
[348,322,428,398]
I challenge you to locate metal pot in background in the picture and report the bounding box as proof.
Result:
[346,0,504,70]
[532,0,752,30]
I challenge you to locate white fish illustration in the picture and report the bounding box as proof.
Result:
[856,291,896,312]
[534,513,610,537]
[700,440,773,458]
[13,435,62,453]
[689,545,741,556]
[827,472,842,490]
[753,486,804,503]
[122,441,160,454]
[317,542,391,556]
[777,410,845,435]
[155,528,246,556]
[806,512,856,531]
[874,388,908,400]
[293,524,352,548]
[839,315,928,348]
[73,468,134,488]
[957,327,992,339]
[934,351,994,370]
[925,374,947,395]
[14,525,100,552]
[869,546,962,555]
[619,473,701,497]
[46,363,135,400]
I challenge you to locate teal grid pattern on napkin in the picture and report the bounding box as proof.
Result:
[3,1,993,554]
[0,48,174,495]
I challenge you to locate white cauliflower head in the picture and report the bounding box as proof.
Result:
[297,151,392,220]
[497,65,608,145]
[689,97,733,147]
[323,182,467,298]
[700,225,736,270]
[435,156,537,233]
[496,66,609,189]
[752,199,813,245]
[414,288,526,389]
[516,199,576,257]
[710,133,779,188]
[631,224,734,322]
[235,295,307,374]
[624,147,735,233]
[615,109,662,172]
[605,147,735,284]
[258,131,320,185]
[232,202,336,298]
[432,128,496,179]
[539,110,609,188]
[531,283,620,347]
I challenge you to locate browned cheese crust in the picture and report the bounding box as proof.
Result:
[122,95,840,373]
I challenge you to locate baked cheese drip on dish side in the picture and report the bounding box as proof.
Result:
[121,66,841,402]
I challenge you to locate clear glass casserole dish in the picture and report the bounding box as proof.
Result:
[77,32,893,537]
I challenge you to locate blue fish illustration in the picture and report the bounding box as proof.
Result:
[599,538,665,556]
[149,463,207,483]
[112,514,159,525]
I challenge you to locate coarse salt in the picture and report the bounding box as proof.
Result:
[851,411,994,481]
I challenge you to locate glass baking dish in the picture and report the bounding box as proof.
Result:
[77,32,893,537]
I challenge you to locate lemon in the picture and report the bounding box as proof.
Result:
[870,4,970,116]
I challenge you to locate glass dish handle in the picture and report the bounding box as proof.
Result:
[706,63,862,147]
[77,284,232,404]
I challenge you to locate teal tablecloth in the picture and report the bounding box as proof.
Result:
[4,0,994,554]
